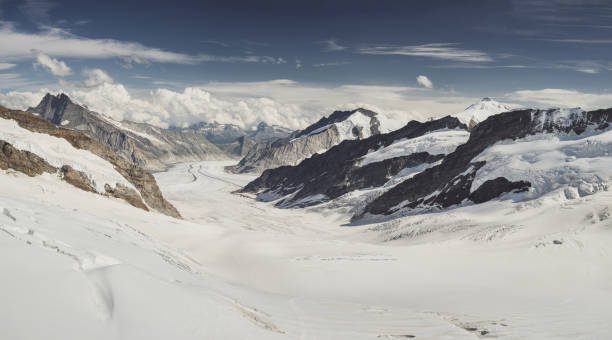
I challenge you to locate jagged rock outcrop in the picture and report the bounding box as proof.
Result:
[468,177,531,204]
[0,106,181,218]
[0,140,56,176]
[241,116,467,207]
[28,93,228,171]
[359,107,612,219]
[228,108,402,173]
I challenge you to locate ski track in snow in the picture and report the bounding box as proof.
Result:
[0,161,611,339]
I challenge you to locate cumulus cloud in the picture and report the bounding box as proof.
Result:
[416,75,433,88]
[81,68,114,87]
[0,62,16,70]
[509,88,612,110]
[0,88,50,109]
[0,22,285,65]
[360,43,493,62]
[34,52,72,76]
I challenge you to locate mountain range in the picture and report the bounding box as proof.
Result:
[240,98,612,223]
[27,93,293,171]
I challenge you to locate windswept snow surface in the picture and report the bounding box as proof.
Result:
[1,160,612,339]
[0,117,135,192]
[360,129,469,166]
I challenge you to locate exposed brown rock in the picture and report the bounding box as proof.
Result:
[104,183,149,211]
[59,165,96,193]
[0,140,56,176]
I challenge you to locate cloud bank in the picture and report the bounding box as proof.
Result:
[0,74,481,129]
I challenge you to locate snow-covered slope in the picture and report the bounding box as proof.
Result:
[3,160,611,339]
[0,106,181,217]
[360,128,469,166]
[472,108,612,199]
[452,97,512,127]
[0,117,134,193]
[306,109,403,141]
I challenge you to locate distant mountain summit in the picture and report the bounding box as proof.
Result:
[185,120,292,144]
[452,97,512,128]
[250,121,294,141]
[227,108,404,173]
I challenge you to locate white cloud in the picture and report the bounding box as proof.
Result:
[34,52,72,76]
[0,22,284,65]
[81,68,113,87]
[0,88,50,109]
[509,88,612,110]
[360,43,494,62]
[321,39,346,51]
[313,61,351,67]
[416,75,433,89]
[576,68,598,74]
[0,62,16,70]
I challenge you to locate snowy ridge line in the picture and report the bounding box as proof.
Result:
[359,128,468,166]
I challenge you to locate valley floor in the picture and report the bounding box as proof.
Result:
[1,161,611,339]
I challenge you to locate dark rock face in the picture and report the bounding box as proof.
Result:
[0,106,181,218]
[241,116,466,207]
[360,108,612,218]
[468,177,531,204]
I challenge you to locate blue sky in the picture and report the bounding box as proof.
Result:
[1,0,612,129]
